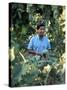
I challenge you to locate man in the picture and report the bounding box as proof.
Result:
[27,22,51,58]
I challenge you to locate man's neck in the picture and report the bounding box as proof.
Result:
[39,35,44,39]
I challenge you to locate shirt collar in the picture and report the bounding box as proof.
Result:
[37,34,45,40]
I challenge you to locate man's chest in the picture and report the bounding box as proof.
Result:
[33,39,48,49]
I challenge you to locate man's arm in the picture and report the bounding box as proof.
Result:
[28,49,42,56]
[47,39,51,50]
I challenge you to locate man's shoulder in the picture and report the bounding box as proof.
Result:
[29,35,37,42]
[43,35,48,39]
[44,36,50,43]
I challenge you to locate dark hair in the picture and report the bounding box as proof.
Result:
[37,22,45,29]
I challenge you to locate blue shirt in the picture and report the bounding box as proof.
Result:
[28,34,51,54]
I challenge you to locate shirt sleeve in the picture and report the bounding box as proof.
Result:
[27,37,33,50]
[47,39,51,49]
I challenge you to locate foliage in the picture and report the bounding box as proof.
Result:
[10,50,65,87]
[9,3,65,87]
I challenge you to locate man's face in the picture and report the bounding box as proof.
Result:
[37,26,45,36]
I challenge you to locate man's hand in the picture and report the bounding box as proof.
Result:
[42,50,48,60]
